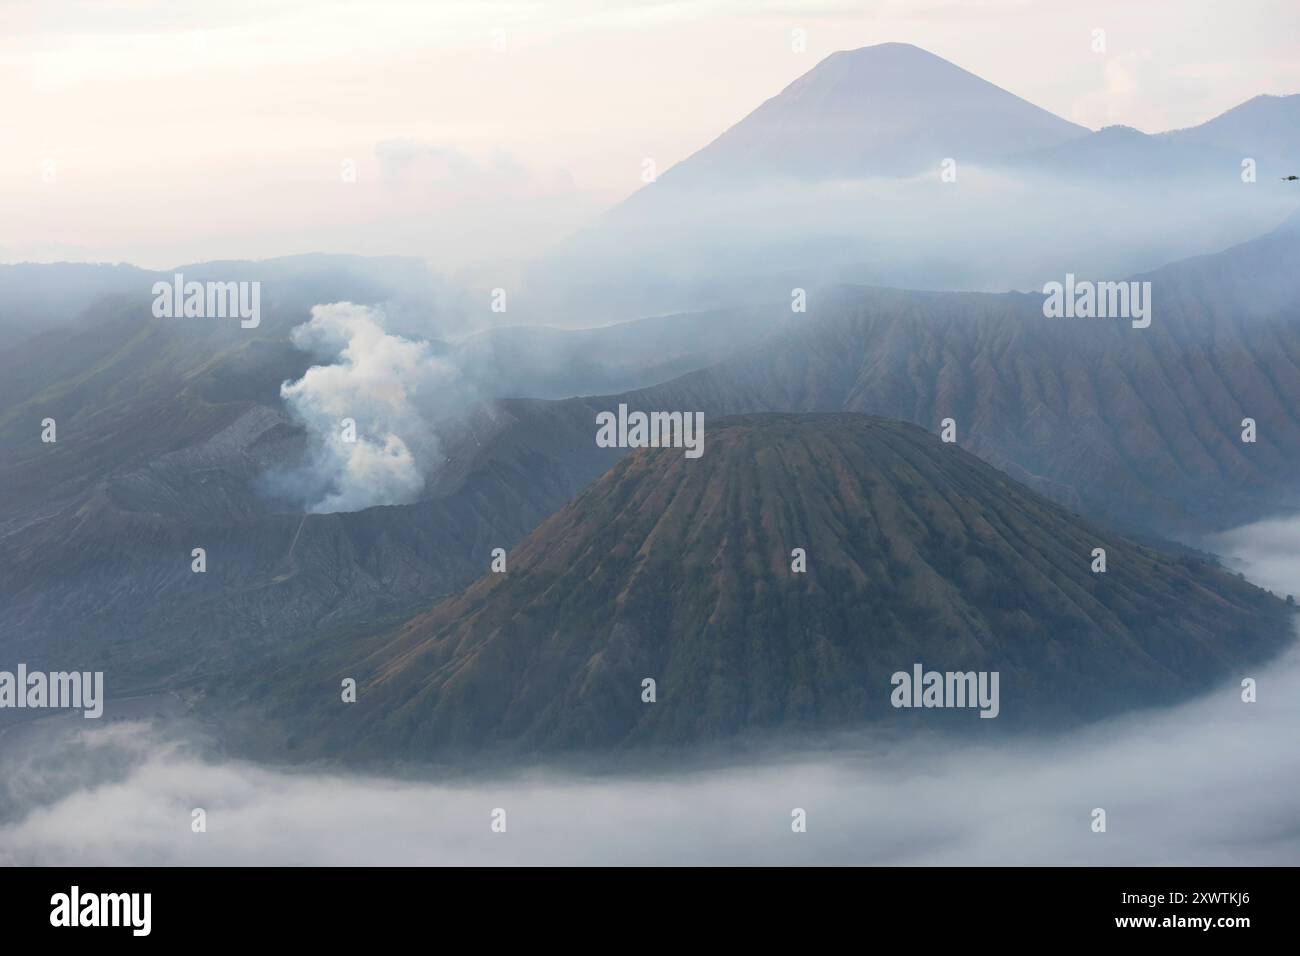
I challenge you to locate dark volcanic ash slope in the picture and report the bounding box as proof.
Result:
[0,260,628,688]
[281,414,1292,761]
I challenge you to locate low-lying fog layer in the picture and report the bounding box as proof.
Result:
[1210,513,1300,601]
[1,520,1297,866]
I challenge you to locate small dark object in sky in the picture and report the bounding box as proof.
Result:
[1283,175,1299,181]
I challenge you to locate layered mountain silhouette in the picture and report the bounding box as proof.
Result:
[3,45,1298,758]
[655,42,1086,185]
[1005,124,1246,180]
[538,44,1298,320]
[7,219,1299,703]
[276,415,1292,760]
[1010,94,1300,181]
[1160,93,1300,170]
[630,44,1297,193]
[451,213,1300,545]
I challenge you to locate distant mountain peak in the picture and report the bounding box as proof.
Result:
[655,42,1086,184]
[806,41,1001,83]
[1160,91,1300,166]
[803,40,968,76]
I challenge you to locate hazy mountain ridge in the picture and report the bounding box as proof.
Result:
[538,44,1299,320]
[1160,93,1300,170]
[5,219,1298,703]
[453,216,1300,543]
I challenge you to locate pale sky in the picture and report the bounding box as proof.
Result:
[3,0,1298,273]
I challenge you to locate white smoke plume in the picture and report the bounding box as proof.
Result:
[269,302,467,513]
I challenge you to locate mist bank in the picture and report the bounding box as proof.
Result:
[530,169,1300,322]
[2,512,1295,868]
[1,634,1297,865]
[5,504,1298,866]
[1209,513,1300,601]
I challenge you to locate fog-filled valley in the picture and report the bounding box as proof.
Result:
[2,509,1295,865]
